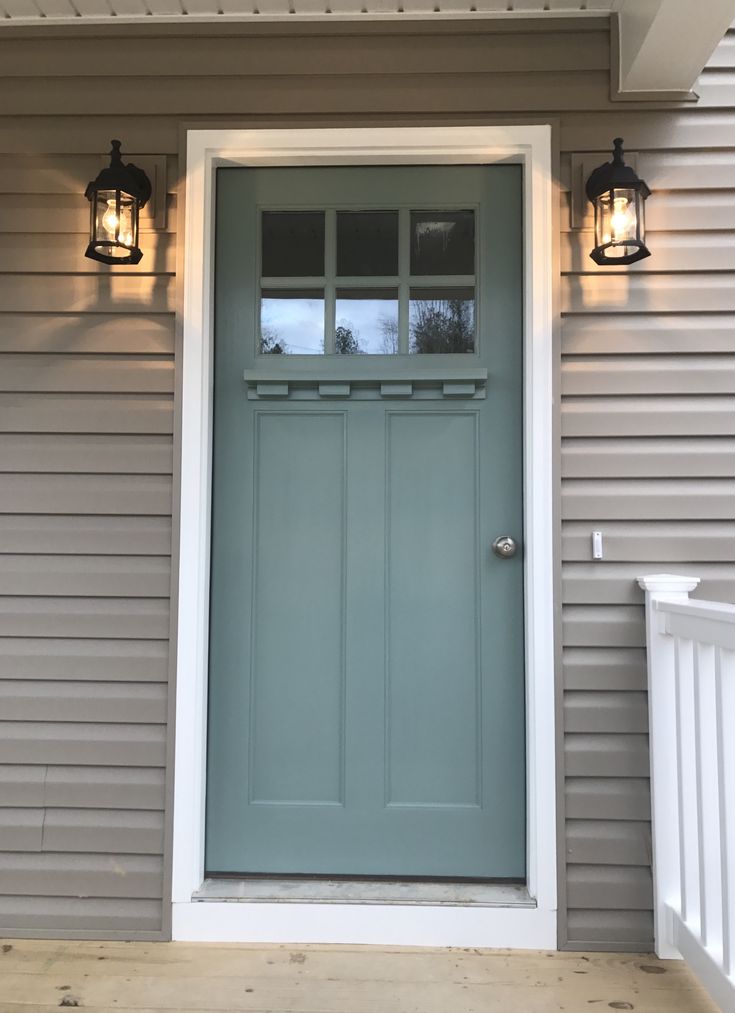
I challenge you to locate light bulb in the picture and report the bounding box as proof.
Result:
[101,199,119,237]
[610,196,635,241]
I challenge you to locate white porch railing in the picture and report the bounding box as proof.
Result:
[639,574,735,1012]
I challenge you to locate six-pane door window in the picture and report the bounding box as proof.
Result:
[259,208,476,355]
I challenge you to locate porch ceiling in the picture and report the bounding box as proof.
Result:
[1,0,734,101]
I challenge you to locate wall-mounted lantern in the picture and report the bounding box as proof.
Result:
[585,137,651,265]
[84,140,152,265]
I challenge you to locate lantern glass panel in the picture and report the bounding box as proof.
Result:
[595,187,641,260]
[94,188,138,256]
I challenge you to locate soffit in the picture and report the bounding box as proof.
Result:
[0,1,614,23]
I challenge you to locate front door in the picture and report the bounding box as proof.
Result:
[206,165,525,879]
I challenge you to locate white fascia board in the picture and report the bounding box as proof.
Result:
[614,0,735,100]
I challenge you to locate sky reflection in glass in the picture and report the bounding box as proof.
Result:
[335,290,399,354]
[260,291,324,355]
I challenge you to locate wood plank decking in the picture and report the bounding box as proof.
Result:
[0,939,719,1012]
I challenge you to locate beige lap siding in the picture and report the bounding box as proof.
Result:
[0,142,174,936]
[560,28,735,945]
[0,15,734,947]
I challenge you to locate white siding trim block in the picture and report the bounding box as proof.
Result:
[173,125,556,948]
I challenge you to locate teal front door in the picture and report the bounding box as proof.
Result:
[206,165,525,879]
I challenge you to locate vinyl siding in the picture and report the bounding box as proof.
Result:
[560,28,735,950]
[0,17,733,948]
[0,124,173,932]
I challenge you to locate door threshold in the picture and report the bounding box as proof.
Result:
[193,877,534,908]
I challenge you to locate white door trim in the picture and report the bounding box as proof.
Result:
[172,125,557,948]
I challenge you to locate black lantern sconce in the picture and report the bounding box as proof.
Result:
[586,138,651,266]
[84,140,152,265]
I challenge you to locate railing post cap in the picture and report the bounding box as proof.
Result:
[637,573,701,594]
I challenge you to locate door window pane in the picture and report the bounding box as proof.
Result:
[262,212,325,277]
[410,210,475,276]
[409,288,475,354]
[261,289,324,355]
[335,288,399,355]
[337,211,399,277]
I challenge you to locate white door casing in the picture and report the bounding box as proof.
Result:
[172,125,557,947]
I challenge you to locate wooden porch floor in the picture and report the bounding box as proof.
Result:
[0,939,719,1012]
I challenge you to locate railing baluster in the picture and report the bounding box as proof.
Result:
[674,635,686,924]
[718,646,735,976]
[674,634,685,922]
[695,641,723,960]
[678,636,701,934]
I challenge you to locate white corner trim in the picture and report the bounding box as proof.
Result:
[173,125,556,948]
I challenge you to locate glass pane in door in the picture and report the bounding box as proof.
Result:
[260,289,325,354]
[337,211,399,277]
[262,211,325,277]
[335,288,399,354]
[409,287,475,354]
[410,210,475,276]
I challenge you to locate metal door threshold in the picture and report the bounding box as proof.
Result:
[194,878,534,907]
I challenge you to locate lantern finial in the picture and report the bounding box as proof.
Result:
[109,139,123,166]
[612,137,625,165]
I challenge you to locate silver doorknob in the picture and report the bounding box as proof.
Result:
[492,536,518,559]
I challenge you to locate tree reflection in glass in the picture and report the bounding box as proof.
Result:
[409,289,475,354]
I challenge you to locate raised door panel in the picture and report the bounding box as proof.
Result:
[386,411,481,809]
[250,411,346,807]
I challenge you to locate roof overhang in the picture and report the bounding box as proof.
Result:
[1,0,734,103]
[613,0,735,101]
